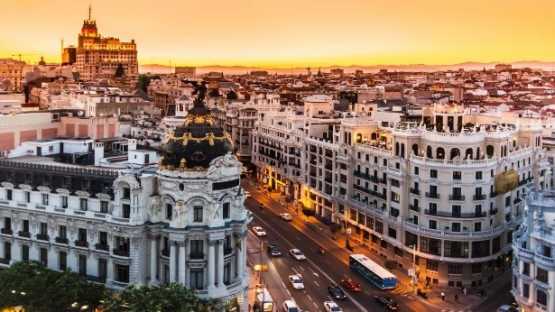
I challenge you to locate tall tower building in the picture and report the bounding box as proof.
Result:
[73,5,138,81]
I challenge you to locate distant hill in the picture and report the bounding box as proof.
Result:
[139,61,555,75]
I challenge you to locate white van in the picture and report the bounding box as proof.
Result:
[255,287,274,312]
[282,299,300,312]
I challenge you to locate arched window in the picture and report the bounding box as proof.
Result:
[436,147,445,159]
[426,146,433,159]
[371,132,377,140]
[465,148,473,159]
[450,148,460,160]
[486,145,494,158]
[412,144,419,156]
[476,147,481,159]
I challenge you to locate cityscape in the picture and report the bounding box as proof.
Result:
[0,1,554,311]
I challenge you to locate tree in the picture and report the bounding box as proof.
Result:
[103,283,217,312]
[137,74,159,93]
[0,261,106,312]
[226,90,238,100]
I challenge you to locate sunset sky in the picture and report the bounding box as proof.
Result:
[1,0,554,67]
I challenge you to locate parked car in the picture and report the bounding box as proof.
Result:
[497,305,518,312]
[252,226,267,237]
[288,274,305,290]
[289,248,306,260]
[340,278,361,292]
[267,243,282,257]
[280,212,293,221]
[374,296,399,311]
[282,299,300,312]
[323,301,342,312]
[327,284,347,300]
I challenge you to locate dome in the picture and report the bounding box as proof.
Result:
[160,82,232,170]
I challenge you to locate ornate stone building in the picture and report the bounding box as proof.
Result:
[0,89,250,309]
[69,6,138,81]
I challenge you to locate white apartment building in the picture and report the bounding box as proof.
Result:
[0,100,250,310]
[512,191,555,312]
[252,100,551,287]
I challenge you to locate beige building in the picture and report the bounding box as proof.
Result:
[0,59,25,92]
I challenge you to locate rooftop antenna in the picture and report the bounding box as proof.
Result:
[88,3,92,20]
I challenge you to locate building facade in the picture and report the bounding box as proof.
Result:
[71,7,138,81]
[0,97,250,309]
[512,191,555,312]
[252,100,552,287]
[0,58,25,92]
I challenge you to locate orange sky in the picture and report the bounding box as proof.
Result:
[1,0,554,67]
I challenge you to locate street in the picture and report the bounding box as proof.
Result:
[244,182,436,312]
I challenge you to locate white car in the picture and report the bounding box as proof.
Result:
[280,212,293,221]
[288,274,305,290]
[323,301,342,312]
[289,248,306,260]
[252,226,267,237]
[282,299,300,312]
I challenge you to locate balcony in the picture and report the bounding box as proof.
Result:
[18,231,31,238]
[490,191,497,198]
[95,243,109,251]
[425,192,440,199]
[1,228,13,235]
[161,248,169,257]
[353,185,371,194]
[424,209,486,218]
[514,198,522,204]
[36,234,49,241]
[473,194,487,201]
[489,208,498,215]
[74,240,89,248]
[55,237,69,244]
[409,204,420,212]
[113,248,130,257]
[410,188,420,195]
[449,194,466,201]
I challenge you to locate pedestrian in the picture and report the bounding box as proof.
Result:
[454,294,458,302]
[441,292,445,301]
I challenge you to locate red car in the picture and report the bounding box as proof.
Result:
[340,278,361,292]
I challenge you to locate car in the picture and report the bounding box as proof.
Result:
[327,284,347,300]
[340,278,361,292]
[280,212,293,221]
[252,226,267,237]
[282,299,300,312]
[289,248,306,260]
[497,305,518,312]
[323,300,342,312]
[374,296,399,311]
[267,244,282,257]
[288,274,305,289]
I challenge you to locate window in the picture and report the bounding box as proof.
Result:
[522,283,529,298]
[100,201,109,213]
[40,222,47,236]
[426,260,439,272]
[3,217,11,232]
[59,251,67,271]
[98,258,107,281]
[451,223,461,232]
[78,255,87,276]
[122,204,131,219]
[122,187,130,200]
[388,228,397,239]
[522,262,530,276]
[194,206,203,222]
[99,231,108,245]
[42,193,49,206]
[429,220,437,230]
[474,222,482,232]
[542,245,552,258]
[191,269,204,290]
[190,240,204,259]
[430,169,437,178]
[4,242,11,261]
[166,204,173,220]
[22,220,29,233]
[223,202,230,219]
[22,245,29,262]
[61,196,68,209]
[475,171,482,180]
[414,167,419,175]
[537,289,547,306]
[40,248,48,266]
[115,264,129,283]
[452,205,461,217]
[58,225,67,239]
[505,196,511,208]
[537,267,548,283]
[78,228,87,242]
[24,191,30,203]
[224,262,232,285]
[448,264,463,274]
[6,189,12,200]
[80,198,88,211]
[453,171,461,180]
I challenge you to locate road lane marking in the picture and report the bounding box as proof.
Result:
[313,271,319,277]
[252,214,369,312]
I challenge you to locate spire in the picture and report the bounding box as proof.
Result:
[88,4,92,20]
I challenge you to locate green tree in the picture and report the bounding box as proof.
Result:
[103,283,217,312]
[0,261,106,312]
[137,74,159,93]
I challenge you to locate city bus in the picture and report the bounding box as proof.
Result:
[349,254,397,290]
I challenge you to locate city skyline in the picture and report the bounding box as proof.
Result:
[1,0,555,67]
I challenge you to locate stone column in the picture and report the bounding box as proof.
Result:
[107,258,114,285]
[237,235,245,279]
[178,242,186,285]
[169,242,177,283]
[150,238,158,284]
[216,239,224,287]
[207,240,216,288]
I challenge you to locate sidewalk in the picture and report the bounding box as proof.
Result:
[249,185,510,312]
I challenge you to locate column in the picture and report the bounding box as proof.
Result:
[107,258,114,285]
[207,241,215,289]
[169,242,177,283]
[150,238,158,284]
[237,235,245,279]
[178,243,186,285]
[216,240,224,287]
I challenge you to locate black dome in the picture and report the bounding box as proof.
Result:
[160,82,231,170]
